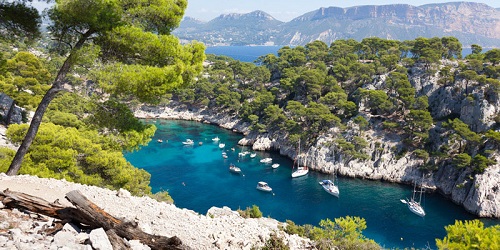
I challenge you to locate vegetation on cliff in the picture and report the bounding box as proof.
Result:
[174,37,500,177]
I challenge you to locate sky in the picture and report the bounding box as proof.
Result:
[184,0,500,22]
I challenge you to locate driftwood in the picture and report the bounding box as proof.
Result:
[0,189,187,250]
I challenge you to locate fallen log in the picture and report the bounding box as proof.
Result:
[0,189,188,250]
[65,190,185,250]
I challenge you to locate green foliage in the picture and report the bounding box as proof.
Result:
[0,1,41,41]
[284,216,380,250]
[148,190,173,204]
[443,119,481,144]
[353,116,369,130]
[453,153,472,169]
[0,51,52,109]
[485,130,500,146]
[484,49,500,66]
[335,138,370,161]
[471,154,495,174]
[238,205,263,218]
[4,123,151,195]
[436,220,500,250]
[404,110,433,146]
[260,233,290,250]
[413,149,429,161]
[382,121,400,131]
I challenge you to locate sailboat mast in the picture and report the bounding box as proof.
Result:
[412,181,417,200]
[418,174,424,203]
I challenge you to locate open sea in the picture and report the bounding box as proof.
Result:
[124,120,499,249]
[205,46,479,63]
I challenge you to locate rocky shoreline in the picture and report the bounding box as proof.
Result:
[134,102,500,219]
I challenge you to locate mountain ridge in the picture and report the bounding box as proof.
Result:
[173,2,500,47]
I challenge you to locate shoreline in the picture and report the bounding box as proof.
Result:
[134,102,500,219]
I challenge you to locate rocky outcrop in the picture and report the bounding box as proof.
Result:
[0,93,23,125]
[0,174,312,249]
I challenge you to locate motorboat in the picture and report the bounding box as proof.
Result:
[238,151,250,157]
[271,163,280,169]
[222,152,228,159]
[219,143,225,149]
[319,180,339,197]
[182,139,194,145]
[260,158,272,163]
[256,181,272,192]
[229,164,241,174]
[157,139,163,143]
[250,153,256,158]
[212,136,220,142]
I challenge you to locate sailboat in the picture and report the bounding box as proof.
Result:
[291,139,309,178]
[401,175,426,217]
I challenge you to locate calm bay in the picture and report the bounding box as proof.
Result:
[125,120,498,249]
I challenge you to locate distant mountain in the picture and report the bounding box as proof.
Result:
[173,2,500,47]
[174,10,283,46]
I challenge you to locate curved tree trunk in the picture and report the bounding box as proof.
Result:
[6,86,62,175]
[6,30,94,176]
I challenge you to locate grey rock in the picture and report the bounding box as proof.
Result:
[89,228,113,250]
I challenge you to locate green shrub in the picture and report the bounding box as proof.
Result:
[260,233,290,250]
[148,190,174,204]
[238,205,263,218]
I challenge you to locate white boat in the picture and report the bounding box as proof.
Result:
[271,163,280,169]
[260,158,272,163]
[212,136,220,142]
[291,139,309,178]
[157,139,163,143]
[182,139,194,145]
[219,143,225,149]
[222,152,228,159]
[250,153,257,158]
[319,180,339,197]
[229,164,241,174]
[401,175,426,217]
[256,181,272,192]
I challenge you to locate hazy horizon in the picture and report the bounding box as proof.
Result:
[184,0,500,22]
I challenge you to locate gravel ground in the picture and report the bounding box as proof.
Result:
[0,173,311,249]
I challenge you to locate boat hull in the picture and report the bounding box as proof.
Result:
[319,180,339,197]
[291,168,308,178]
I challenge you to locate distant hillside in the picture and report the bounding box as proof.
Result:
[173,2,500,47]
[174,10,283,46]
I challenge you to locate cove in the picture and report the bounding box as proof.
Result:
[124,120,498,249]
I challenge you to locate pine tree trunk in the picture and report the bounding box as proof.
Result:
[5,30,93,176]
[6,86,62,175]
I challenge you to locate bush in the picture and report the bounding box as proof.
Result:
[148,190,174,204]
[238,205,263,218]
[260,232,290,250]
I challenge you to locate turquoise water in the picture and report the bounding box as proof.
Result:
[125,120,498,249]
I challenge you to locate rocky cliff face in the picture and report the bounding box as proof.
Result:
[175,2,500,47]
[136,60,500,218]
